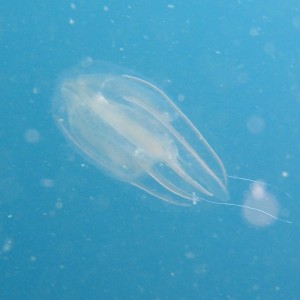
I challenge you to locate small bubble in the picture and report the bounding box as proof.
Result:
[185,251,196,259]
[32,87,40,95]
[177,94,185,102]
[2,238,13,253]
[249,27,261,37]
[243,182,279,227]
[246,115,265,134]
[55,201,63,209]
[30,256,37,262]
[24,129,40,144]
[40,178,54,188]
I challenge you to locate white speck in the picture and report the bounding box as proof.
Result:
[69,18,75,25]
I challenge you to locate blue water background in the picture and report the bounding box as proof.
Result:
[1,1,300,299]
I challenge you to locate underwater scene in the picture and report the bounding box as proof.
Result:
[1,1,300,299]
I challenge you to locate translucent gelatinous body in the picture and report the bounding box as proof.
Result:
[53,60,228,205]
